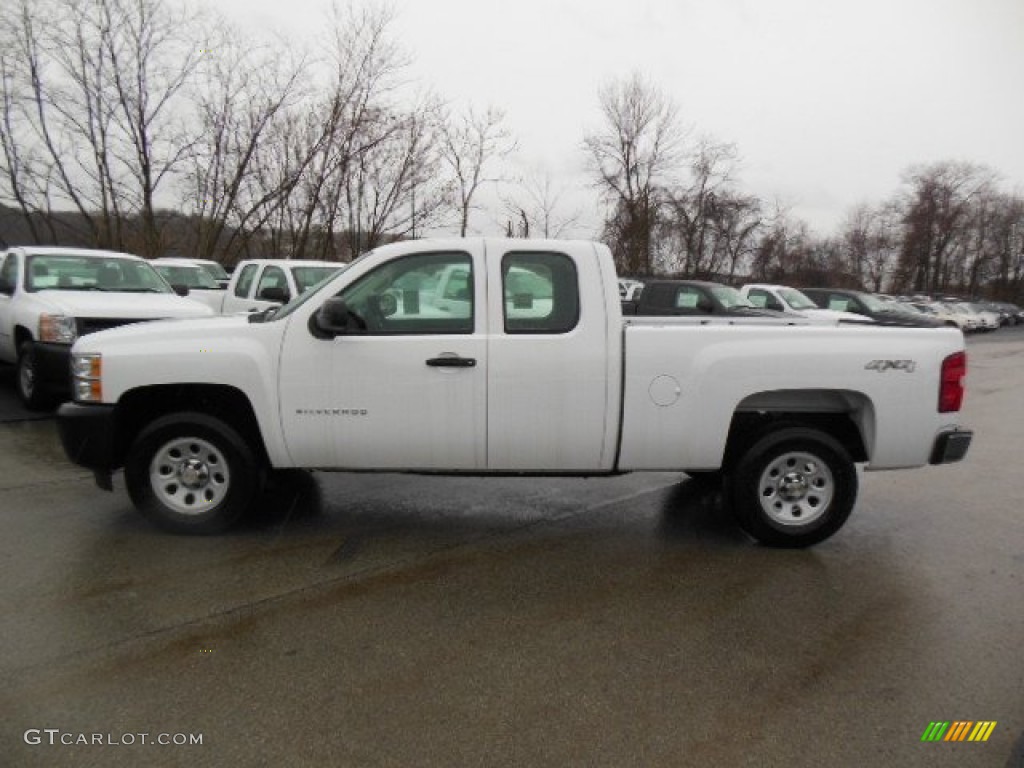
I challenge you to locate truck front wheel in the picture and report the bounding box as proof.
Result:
[16,341,51,411]
[124,412,261,534]
[727,427,857,548]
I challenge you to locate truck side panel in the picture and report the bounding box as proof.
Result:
[618,323,967,471]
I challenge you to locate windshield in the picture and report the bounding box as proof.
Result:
[198,261,229,281]
[26,254,173,294]
[271,260,360,321]
[709,284,755,309]
[859,293,893,312]
[777,287,818,310]
[291,266,343,293]
[155,264,219,289]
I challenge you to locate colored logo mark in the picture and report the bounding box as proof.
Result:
[921,721,997,743]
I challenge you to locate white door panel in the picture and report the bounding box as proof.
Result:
[484,245,611,471]
[279,336,486,469]
[279,246,487,470]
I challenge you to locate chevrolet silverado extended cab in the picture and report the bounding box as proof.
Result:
[0,247,214,409]
[57,238,972,547]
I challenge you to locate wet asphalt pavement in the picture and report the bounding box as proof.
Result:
[0,332,1022,767]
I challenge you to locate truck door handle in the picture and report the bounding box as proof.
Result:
[426,356,476,368]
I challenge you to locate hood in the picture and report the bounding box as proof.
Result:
[35,290,214,318]
[72,314,251,352]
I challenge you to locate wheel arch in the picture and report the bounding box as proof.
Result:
[722,389,873,471]
[114,384,268,468]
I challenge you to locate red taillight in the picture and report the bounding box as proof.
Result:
[939,351,966,413]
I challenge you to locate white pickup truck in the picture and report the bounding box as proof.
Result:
[56,238,972,547]
[220,259,341,314]
[0,247,214,409]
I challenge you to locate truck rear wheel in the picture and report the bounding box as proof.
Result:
[124,412,261,534]
[727,427,857,548]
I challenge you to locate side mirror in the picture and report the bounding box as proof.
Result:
[312,297,353,337]
[171,283,190,297]
[0,275,11,295]
[258,285,289,304]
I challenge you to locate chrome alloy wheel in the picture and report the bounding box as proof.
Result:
[757,450,834,527]
[149,437,230,516]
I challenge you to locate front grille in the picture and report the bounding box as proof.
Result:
[76,318,150,337]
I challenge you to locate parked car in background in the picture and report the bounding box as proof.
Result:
[152,258,225,312]
[221,259,343,314]
[957,302,1000,331]
[801,288,946,328]
[156,257,231,289]
[974,300,1014,326]
[0,247,214,409]
[991,301,1024,325]
[740,284,873,324]
[910,301,977,331]
[623,279,788,319]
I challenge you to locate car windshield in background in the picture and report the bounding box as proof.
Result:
[198,262,229,281]
[709,284,755,309]
[291,266,342,293]
[778,288,818,311]
[26,254,172,294]
[155,265,219,289]
[859,293,893,312]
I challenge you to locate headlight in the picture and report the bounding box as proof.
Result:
[71,353,102,402]
[39,314,78,344]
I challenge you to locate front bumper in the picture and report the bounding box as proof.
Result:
[57,402,119,473]
[33,342,74,399]
[929,429,973,465]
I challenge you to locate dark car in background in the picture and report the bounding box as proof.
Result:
[801,288,946,328]
[622,280,789,319]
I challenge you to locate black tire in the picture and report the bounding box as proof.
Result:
[683,469,724,486]
[124,412,262,534]
[726,427,857,548]
[16,341,51,411]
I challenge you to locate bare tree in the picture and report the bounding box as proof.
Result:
[584,72,685,275]
[439,105,516,236]
[710,191,763,280]
[500,169,581,239]
[987,192,1024,300]
[182,26,309,262]
[0,0,207,255]
[840,202,900,291]
[340,99,448,255]
[894,161,997,294]
[657,138,739,276]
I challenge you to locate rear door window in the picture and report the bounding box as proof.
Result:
[501,252,578,334]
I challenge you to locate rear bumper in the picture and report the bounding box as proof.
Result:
[57,402,119,472]
[929,429,973,465]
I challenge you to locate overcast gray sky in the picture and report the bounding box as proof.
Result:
[220,0,1024,238]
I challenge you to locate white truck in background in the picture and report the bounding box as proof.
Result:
[57,238,972,547]
[219,259,342,314]
[0,247,214,409]
[740,283,873,324]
